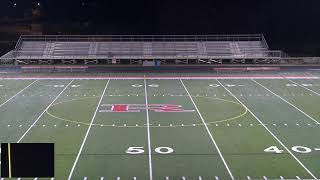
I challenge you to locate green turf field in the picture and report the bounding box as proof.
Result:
[0,75,320,180]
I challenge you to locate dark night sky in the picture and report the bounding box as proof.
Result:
[1,0,320,56]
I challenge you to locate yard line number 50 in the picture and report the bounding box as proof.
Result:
[126,146,174,154]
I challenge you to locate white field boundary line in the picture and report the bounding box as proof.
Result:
[17,79,74,143]
[216,79,318,179]
[180,79,234,180]
[0,76,319,80]
[287,79,320,96]
[68,79,110,180]
[252,79,320,124]
[144,78,153,180]
[0,79,38,109]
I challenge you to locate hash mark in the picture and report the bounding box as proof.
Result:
[182,176,186,180]
[296,176,301,179]
[263,176,267,180]
[247,176,251,180]
[279,176,284,180]
[215,176,219,180]
[198,176,202,180]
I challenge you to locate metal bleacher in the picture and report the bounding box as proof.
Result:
[0,34,283,65]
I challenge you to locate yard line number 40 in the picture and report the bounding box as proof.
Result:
[126,146,174,154]
[264,145,319,154]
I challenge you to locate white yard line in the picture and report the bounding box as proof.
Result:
[287,79,320,96]
[17,79,74,143]
[216,79,318,179]
[0,80,38,109]
[68,79,110,180]
[252,79,320,124]
[180,79,234,180]
[144,78,153,180]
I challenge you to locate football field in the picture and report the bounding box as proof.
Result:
[0,74,320,180]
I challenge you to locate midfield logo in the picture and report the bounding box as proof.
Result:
[99,104,195,112]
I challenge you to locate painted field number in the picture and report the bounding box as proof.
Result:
[53,85,65,88]
[126,146,174,154]
[155,147,174,154]
[132,84,159,88]
[291,146,312,153]
[264,146,283,154]
[264,146,315,154]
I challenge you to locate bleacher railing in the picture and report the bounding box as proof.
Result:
[20,34,265,42]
